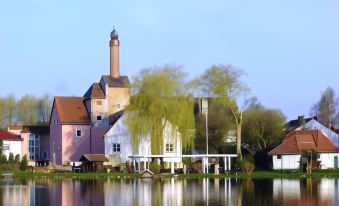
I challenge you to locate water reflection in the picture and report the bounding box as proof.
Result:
[1,177,339,206]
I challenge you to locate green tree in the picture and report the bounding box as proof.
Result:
[125,65,195,154]
[2,93,16,127]
[242,104,286,151]
[16,94,39,125]
[310,87,339,127]
[8,153,15,163]
[37,93,53,123]
[14,154,20,163]
[20,154,28,171]
[191,65,249,159]
[194,98,233,153]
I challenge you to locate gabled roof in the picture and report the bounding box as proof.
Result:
[83,83,106,100]
[268,130,338,155]
[108,110,124,127]
[54,96,90,124]
[101,75,130,88]
[79,154,109,162]
[0,129,22,141]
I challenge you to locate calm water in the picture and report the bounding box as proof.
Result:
[1,177,339,206]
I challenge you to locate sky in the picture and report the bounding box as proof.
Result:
[0,0,338,120]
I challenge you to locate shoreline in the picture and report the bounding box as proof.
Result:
[2,170,339,179]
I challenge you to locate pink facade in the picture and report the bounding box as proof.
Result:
[50,103,105,164]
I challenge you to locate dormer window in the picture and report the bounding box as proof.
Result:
[165,143,174,152]
[54,118,59,124]
[76,129,82,137]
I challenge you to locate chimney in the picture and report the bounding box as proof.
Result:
[109,27,120,78]
[298,115,305,125]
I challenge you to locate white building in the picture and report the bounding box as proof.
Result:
[104,112,183,169]
[269,130,339,170]
[0,129,22,159]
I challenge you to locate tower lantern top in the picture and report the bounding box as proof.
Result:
[110,27,118,40]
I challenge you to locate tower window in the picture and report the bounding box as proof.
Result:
[97,100,102,105]
[117,104,121,109]
[97,116,102,120]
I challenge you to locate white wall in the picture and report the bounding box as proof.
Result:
[104,115,182,166]
[273,153,339,170]
[272,155,301,170]
[2,140,22,159]
[319,153,339,169]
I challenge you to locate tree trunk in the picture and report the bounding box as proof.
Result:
[236,112,243,160]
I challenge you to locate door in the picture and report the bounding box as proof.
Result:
[334,156,338,169]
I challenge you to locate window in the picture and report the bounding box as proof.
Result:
[117,104,121,109]
[112,143,121,153]
[277,155,281,160]
[165,143,174,152]
[97,100,102,105]
[76,129,82,137]
[97,115,102,120]
[2,144,9,151]
[54,118,59,124]
[29,134,40,160]
[43,151,49,160]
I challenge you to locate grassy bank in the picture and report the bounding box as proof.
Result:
[1,170,339,179]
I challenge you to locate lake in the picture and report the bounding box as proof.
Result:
[1,177,339,206]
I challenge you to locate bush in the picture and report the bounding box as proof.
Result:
[20,155,28,171]
[0,155,7,164]
[15,154,20,163]
[8,153,14,163]
[0,163,20,172]
[240,155,255,175]
[149,161,160,174]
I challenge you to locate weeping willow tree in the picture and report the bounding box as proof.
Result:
[125,65,195,155]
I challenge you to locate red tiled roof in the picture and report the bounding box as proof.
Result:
[83,83,106,100]
[268,130,338,155]
[0,129,22,141]
[54,96,90,124]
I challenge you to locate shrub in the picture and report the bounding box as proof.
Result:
[14,154,20,163]
[240,155,255,175]
[0,155,7,164]
[149,161,160,174]
[20,154,28,171]
[8,153,14,163]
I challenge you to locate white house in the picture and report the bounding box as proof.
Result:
[104,112,183,169]
[0,129,22,159]
[269,130,339,170]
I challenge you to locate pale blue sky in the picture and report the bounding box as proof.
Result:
[0,0,338,120]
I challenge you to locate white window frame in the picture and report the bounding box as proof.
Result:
[112,143,121,153]
[165,143,174,152]
[76,129,82,137]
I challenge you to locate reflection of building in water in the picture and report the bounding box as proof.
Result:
[273,179,301,199]
[103,178,234,206]
[273,178,339,206]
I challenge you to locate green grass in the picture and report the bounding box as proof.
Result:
[1,170,339,179]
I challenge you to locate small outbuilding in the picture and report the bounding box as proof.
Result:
[269,130,339,170]
[79,154,109,172]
